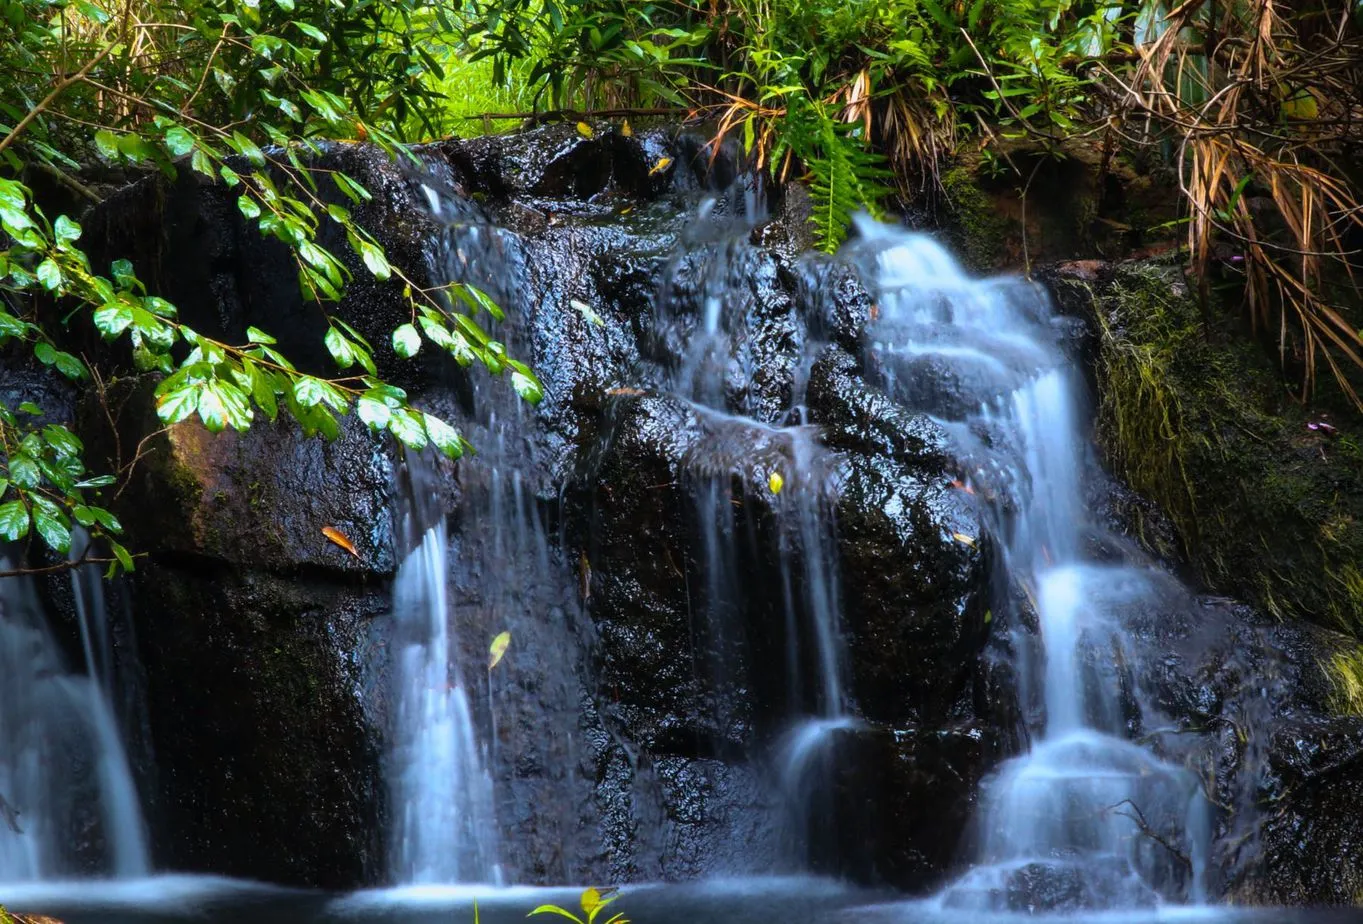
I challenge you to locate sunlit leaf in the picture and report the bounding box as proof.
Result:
[488,630,511,670]
[768,471,784,494]
[322,525,360,558]
[392,323,421,358]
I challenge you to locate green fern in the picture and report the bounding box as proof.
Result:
[775,96,893,252]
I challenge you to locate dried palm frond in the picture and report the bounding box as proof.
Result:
[1103,0,1363,404]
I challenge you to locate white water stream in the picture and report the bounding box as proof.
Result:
[854,220,1210,912]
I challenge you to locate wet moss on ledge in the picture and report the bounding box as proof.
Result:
[1090,261,1363,658]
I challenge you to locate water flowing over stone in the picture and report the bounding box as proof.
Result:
[57,129,1363,905]
[0,548,150,881]
[851,219,1211,912]
[388,479,501,885]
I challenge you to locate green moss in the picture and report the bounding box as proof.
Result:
[940,163,1008,273]
[1094,261,1363,709]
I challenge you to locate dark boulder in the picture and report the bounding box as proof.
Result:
[128,563,386,887]
[807,346,1000,727]
[69,375,399,887]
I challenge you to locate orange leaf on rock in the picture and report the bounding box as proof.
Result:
[322,526,360,558]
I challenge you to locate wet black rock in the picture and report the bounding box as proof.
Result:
[78,377,397,577]
[130,563,386,887]
[823,722,1007,890]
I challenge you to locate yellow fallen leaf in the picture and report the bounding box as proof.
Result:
[952,532,976,548]
[577,121,594,139]
[322,526,360,558]
[488,631,511,671]
[648,156,673,177]
[768,471,784,495]
[620,119,633,137]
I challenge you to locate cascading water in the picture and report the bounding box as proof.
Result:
[388,467,502,886]
[656,190,854,865]
[852,219,1211,912]
[0,544,149,882]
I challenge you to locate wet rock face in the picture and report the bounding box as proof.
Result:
[1115,590,1363,906]
[129,564,386,887]
[70,123,1298,897]
[67,375,397,887]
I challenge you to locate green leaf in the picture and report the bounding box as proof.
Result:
[0,476,7,498]
[53,215,81,243]
[388,407,428,449]
[36,259,61,290]
[94,303,135,337]
[355,395,391,430]
[163,126,196,157]
[73,504,99,527]
[246,326,277,344]
[358,240,391,280]
[7,455,39,488]
[191,148,215,177]
[238,195,262,219]
[117,132,156,164]
[294,21,327,43]
[92,507,122,531]
[198,380,252,432]
[32,498,71,554]
[511,370,544,404]
[156,386,201,425]
[53,351,86,380]
[0,310,27,339]
[110,539,134,571]
[229,131,266,166]
[424,412,465,459]
[248,364,279,420]
[392,323,420,358]
[324,326,356,368]
[94,130,120,161]
[292,376,329,408]
[0,500,30,541]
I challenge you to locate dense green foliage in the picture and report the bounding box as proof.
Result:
[0,0,542,571]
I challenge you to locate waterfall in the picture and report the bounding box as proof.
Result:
[388,504,501,886]
[853,219,1210,912]
[0,545,150,882]
[657,193,854,865]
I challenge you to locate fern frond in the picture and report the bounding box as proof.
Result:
[777,96,893,252]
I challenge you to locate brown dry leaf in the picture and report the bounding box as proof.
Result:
[606,387,647,397]
[950,479,976,495]
[322,526,360,559]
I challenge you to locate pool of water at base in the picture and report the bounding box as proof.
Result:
[2,876,1361,924]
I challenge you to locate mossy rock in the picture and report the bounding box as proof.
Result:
[1083,260,1363,651]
